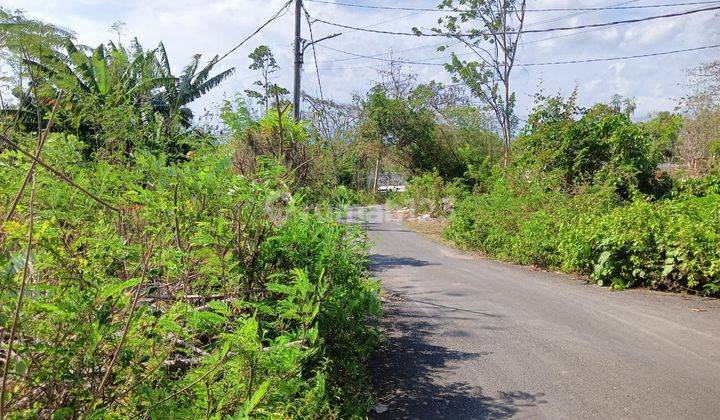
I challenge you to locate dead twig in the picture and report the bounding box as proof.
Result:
[0,134,119,213]
[0,177,35,420]
[88,240,156,413]
[0,91,63,243]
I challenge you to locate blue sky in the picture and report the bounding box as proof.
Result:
[5,0,720,120]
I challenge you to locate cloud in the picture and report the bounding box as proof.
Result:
[5,0,717,119]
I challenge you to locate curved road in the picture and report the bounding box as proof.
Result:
[355,206,720,419]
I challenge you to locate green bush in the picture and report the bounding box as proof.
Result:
[446,95,719,295]
[388,171,465,217]
[671,174,720,198]
[572,197,720,294]
[448,185,720,295]
[515,94,662,197]
[0,135,380,417]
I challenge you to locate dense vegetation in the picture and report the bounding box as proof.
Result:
[1,3,719,417]
[0,10,379,418]
[437,90,720,295]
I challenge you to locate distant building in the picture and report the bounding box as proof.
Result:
[371,172,406,192]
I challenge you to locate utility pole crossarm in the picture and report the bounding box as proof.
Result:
[301,32,342,54]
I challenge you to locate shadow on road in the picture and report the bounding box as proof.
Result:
[370,254,438,271]
[370,300,546,419]
[402,297,501,318]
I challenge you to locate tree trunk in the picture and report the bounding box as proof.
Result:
[372,156,380,192]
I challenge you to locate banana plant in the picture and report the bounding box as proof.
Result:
[153,42,236,126]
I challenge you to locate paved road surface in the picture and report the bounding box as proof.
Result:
[353,206,720,419]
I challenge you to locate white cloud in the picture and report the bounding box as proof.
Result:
[5,0,718,119]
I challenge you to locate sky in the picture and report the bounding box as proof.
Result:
[4,0,720,121]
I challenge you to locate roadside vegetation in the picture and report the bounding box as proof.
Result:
[398,75,720,296]
[1,2,719,417]
[0,10,379,418]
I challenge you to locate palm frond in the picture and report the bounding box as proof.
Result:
[180,54,201,85]
[90,44,110,95]
[181,67,235,105]
[190,55,219,88]
[155,42,171,77]
[66,41,98,93]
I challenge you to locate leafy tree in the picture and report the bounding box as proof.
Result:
[515,92,660,196]
[363,85,443,176]
[0,7,72,65]
[0,7,72,132]
[609,94,637,117]
[675,61,720,171]
[16,34,234,159]
[244,45,288,111]
[641,111,683,162]
[153,43,236,126]
[429,0,527,164]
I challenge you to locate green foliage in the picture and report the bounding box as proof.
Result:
[364,86,442,176]
[0,138,380,417]
[640,111,683,161]
[8,29,233,160]
[223,97,317,186]
[390,171,465,217]
[362,84,501,180]
[430,0,526,155]
[244,45,288,111]
[0,8,72,62]
[515,93,662,197]
[448,181,720,295]
[446,95,720,296]
[566,197,720,293]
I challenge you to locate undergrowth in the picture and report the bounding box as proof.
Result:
[0,134,380,418]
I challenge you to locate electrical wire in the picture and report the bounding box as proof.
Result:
[323,41,460,64]
[524,0,640,29]
[310,4,720,37]
[302,4,325,101]
[216,0,293,63]
[309,43,720,70]
[520,43,720,66]
[304,0,720,13]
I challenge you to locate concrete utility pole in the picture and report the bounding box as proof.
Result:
[293,0,303,122]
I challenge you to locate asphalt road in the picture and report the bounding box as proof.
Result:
[353,206,720,419]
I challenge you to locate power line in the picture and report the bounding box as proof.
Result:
[318,44,445,66]
[310,43,720,70]
[524,0,640,28]
[311,4,720,37]
[302,4,325,101]
[323,41,461,64]
[217,0,293,63]
[305,0,720,13]
[522,43,720,65]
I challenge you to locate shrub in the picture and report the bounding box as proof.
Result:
[514,94,662,197]
[575,196,720,293]
[448,183,720,295]
[0,136,380,417]
[389,171,465,217]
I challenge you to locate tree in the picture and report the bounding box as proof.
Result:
[19,36,233,158]
[675,61,720,171]
[641,111,683,162]
[0,7,72,125]
[154,43,236,126]
[245,45,287,112]
[516,92,660,196]
[430,0,527,164]
[609,94,637,117]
